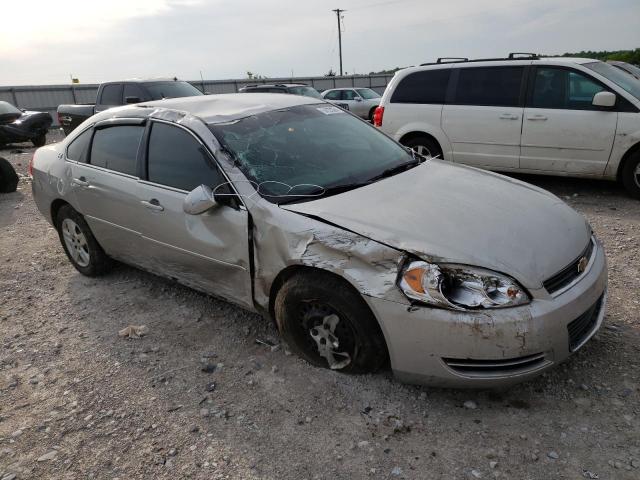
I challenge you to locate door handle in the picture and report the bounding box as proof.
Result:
[141,199,164,212]
[72,177,89,187]
[527,115,548,121]
[499,113,519,120]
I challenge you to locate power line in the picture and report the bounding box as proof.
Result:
[332,8,345,76]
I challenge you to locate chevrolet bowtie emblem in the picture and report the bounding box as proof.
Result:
[577,256,588,274]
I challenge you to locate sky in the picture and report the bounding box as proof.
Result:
[1,0,638,86]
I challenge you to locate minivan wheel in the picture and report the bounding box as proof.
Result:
[402,136,442,159]
[55,205,111,276]
[274,271,388,373]
[621,151,640,199]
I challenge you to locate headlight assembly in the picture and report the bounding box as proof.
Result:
[399,260,529,310]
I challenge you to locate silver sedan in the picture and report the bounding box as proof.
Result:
[31,94,607,387]
[321,87,381,120]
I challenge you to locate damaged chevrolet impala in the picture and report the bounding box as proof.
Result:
[31,94,607,387]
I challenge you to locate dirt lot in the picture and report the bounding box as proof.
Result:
[1,130,639,480]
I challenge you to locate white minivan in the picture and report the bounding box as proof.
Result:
[374,54,640,198]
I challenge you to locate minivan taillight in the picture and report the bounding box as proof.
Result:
[373,106,384,127]
[57,112,63,125]
[28,154,34,177]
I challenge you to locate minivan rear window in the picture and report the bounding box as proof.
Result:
[454,67,524,107]
[390,69,451,104]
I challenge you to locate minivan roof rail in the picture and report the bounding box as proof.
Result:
[508,52,540,59]
[419,53,543,67]
[436,57,469,63]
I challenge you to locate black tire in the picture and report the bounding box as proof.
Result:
[621,151,640,199]
[402,135,443,159]
[55,205,112,276]
[274,270,388,373]
[0,157,19,193]
[32,133,46,147]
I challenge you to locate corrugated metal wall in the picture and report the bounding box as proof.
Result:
[0,74,393,127]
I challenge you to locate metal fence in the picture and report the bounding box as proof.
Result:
[0,74,393,127]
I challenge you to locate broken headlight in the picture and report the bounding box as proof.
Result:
[399,260,529,310]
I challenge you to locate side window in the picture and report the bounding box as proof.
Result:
[530,68,605,110]
[324,90,341,100]
[123,84,149,102]
[390,69,451,104]
[343,90,358,100]
[147,122,224,192]
[454,67,524,107]
[90,126,143,176]
[66,128,92,163]
[99,84,123,105]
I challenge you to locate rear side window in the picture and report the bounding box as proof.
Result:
[90,126,143,175]
[147,122,224,192]
[454,67,524,107]
[123,84,150,102]
[390,69,451,104]
[530,67,606,110]
[66,128,92,163]
[324,90,341,100]
[99,84,123,105]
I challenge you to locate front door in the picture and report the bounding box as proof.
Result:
[136,121,253,308]
[442,66,525,169]
[520,66,617,174]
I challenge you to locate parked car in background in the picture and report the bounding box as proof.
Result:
[321,87,381,120]
[374,54,640,198]
[31,93,607,387]
[0,101,52,147]
[238,83,322,99]
[57,79,204,135]
[607,60,640,80]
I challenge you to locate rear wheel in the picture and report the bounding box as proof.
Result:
[274,271,388,373]
[0,157,19,193]
[621,151,640,199]
[402,135,442,159]
[55,205,111,276]
[32,133,46,147]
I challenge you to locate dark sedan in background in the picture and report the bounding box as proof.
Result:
[0,101,52,148]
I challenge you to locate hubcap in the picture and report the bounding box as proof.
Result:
[412,145,433,158]
[634,162,640,189]
[61,218,90,267]
[299,302,354,370]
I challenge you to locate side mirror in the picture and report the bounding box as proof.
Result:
[354,97,363,102]
[125,96,141,104]
[592,91,616,107]
[183,185,217,215]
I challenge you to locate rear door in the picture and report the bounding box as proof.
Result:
[95,83,123,113]
[442,66,525,169]
[136,121,253,308]
[67,121,145,263]
[520,66,617,174]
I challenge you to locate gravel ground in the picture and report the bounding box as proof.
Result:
[1,130,639,480]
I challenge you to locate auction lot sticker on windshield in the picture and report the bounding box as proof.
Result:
[316,106,344,115]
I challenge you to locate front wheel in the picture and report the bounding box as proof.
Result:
[32,133,46,147]
[621,151,640,199]
[55,205,112,276]
[402,136,442,159]
[275,271,388,373]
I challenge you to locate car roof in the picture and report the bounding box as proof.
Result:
[105,78,187,84]
[136,93,323,124]
[243,83,307,88]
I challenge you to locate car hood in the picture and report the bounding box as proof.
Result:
[282,160,591,289]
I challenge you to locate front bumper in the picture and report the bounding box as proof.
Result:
[365,239,608,388]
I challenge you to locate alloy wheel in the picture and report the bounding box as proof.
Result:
[61,218,90,267]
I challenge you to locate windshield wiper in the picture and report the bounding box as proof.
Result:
[278,182,370,205]
[366,157,423,183]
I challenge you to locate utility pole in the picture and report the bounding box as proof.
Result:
[332,8,345,76]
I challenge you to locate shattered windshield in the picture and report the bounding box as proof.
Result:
[209,104,415,204]
[585,61,640,100]
[0,101,22,115]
